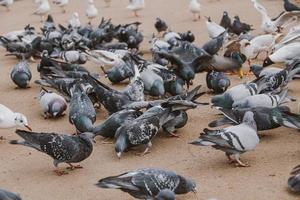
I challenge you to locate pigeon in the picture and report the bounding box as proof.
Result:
[0,104,31,132]
[220,11,232,31]
[202,31,226,55]
[156,189,176,200]
[93,109,142,139]
[190,111,259,167]
[263,42,300,67]
[179,30,195,43]
[0,0,13,11]
[288,164,300,193]
[284,0,300,12]
[189,0,201,21]
[250,64,282,78]
[126,0,145,17]
[115,101,197,158]
[10,129,95,175]
[33,0,51,22]
[96,168,197,199]
[209,106,300,131]
[211,82,261,109]
[205,17,226,39]
[38,87,67,119]
[52,0,68,13]
[69,83,96,133]
[10,60,32,88]
[232,89,288,109]
[155,18,168,35]
[68,12,81,29]
[231,16,253,35]
[162,110,188,137]
[206,71,230,93]
[86,0,98,23]
[0,188,21,200]
[52,50,87,64]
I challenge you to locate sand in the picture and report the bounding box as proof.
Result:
[1,0,300,199]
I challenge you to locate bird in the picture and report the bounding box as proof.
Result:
[202,31,226,55]
[96,168,197,199]
[220,11,232,31]
[190,111,259,167]
[52,50,87,64]
[205,17,226,39]
[284,0,300,12]
[10,60,32,88]
[52,0,68,13]
[86,0,98,23]
[154,17,168,36]
[68,12,81,29]
[33,0,51,22]
[189,0,201,21]
[93,109,142,139]
[38,87,67,119]
[262,42,300,67]
[231,16,253,35]
[0,104,32,136]
[288,164,300,193]
[10,129,95,176]
[69,82,96,133]
[209,106,300,131]
[0,188,21,200]
[156,189,176,200]
[0,0,13,11]
[126,0,145,17]
[250,64,282,78]
[206,71,231,93]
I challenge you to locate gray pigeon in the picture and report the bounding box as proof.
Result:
[206,71,230,93]
[96,168,196,199]
[288,164,300,193]
[156,189,176,200]
[0,189,22,200]
[190,111,258,167]
[162,110,188,137]
[284,0,300,11]
[202,32,226,55]
[51,50,87,64]
[250,64,282,79]
[10,129,95,175]
[69,82,96,133]
[38,87,67,118]
[10,60,32,88]
[93,109,142,139]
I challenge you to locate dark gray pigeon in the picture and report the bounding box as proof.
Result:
[190,111,258,167]
[93,109,142,139]
[284,0,300,11]
[11,60,32,88]
[0,188,22,200]
[206,71,230,94]
[231,16,253,35]
[156,189,176,200]
[288,164,300,193]
[209,106,300,131]
[10,129,95,176]
[96,168,196,199]
[69,82,96,133]
[220,11,232,31]
[155,18,168,34]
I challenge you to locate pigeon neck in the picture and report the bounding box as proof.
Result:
[115,134,128,155]
[74,116,94,133]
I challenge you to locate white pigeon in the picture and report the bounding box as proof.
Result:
[252,0,300,33]
[189,0,201,21]
[240,34,282,65]
[126,0,145,17]
[52,0,69,13]
[190,111,259,167]
[68,12,81,28]
[86,0,98,22]
[0,0,13,11]
[0,104,32,135]
[33,0,51,22]
[205,17,226,39]
[263,42,300,67]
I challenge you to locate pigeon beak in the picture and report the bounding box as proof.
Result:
[25,125,32,131]
[116,152,122,159]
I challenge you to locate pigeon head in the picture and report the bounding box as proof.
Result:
[115,133,128,159]
[211,93,233,108]
[234,15,240,21]
[49,101,67,118]
[218,78,230,92]
[262,57,274,67]
[14,113,32,131]
[223,11,228,16]
[242,111,257,131]
[179,66,195,82]
[156,189,175,200]
[74,116,94,133]
[78,53,88,64]
[150,80,165,96]
[12,73,30,88]
[175,176,197,194]
[249,64,263,77]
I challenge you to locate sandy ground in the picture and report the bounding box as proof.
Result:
[1,0,300,199]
